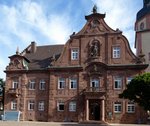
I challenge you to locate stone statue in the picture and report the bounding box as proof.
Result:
[90,40,99,57]
[92,5,97,13]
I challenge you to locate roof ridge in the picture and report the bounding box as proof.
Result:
[37,44,64,47]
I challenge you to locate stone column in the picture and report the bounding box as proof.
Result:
[86,99,89,121]
[101,99,105,121]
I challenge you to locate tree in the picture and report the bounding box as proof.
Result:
[119,73,150,111]
[0,78,4,96]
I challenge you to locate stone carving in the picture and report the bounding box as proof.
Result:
[85,20,105,34]
[89,40,100,57]
[6,58,28,70]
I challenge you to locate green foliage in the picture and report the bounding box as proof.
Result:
[119,73,150,111]
[0,78,4,86]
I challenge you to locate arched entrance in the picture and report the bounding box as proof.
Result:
[89,100,100,121]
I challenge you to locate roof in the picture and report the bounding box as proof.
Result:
[137,5,150,20]
[24,44,64,70]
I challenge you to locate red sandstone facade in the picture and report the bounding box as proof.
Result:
[4,8,148,123]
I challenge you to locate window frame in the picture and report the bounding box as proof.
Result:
[11,100,17,110]
[127,77,133,85]
[70,78,77,89]
[71,48,79,60]
[69,101,76,112]
[114,77,122,89]
[12,80,18,89]
[28,100,35,111]
[39,80,45,90]
[38,101,45,111]
[29,80,35,90]
[90,79,99,88]
[113,46,120,58]
[58,78,65,89]
[114,102,122,113]
[127,102,135,113]
[57,101,64,111]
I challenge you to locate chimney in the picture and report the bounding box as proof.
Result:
[31,41,37,53]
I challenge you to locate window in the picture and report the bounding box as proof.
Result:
[127,77,133,84]
[71,49,79,60]
[28,100,35,111]
[70,78,77,89]
[114,102,122,113]
[91,79,99,88]
[38,101,44,111]
[113,47,120,58]
[69,101,76,112]
[127,102,135,113]
[11,100,17,110]
[114,77,122,89]
[39,80,45,90]
[29,80,35,90]
[58,78,65,89]
[57,101,64,111]
[12,80,18,89]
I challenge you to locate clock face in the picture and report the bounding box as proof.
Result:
[140,22,144,30]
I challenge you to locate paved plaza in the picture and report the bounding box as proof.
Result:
[0,121,149,126]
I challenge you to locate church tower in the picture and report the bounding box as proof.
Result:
[135,0,150,72]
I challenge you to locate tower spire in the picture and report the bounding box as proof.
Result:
[16,47,20,55]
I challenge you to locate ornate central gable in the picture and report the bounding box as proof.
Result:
[73,6,120,37]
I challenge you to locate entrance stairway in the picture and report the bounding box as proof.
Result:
[79,120,109,125]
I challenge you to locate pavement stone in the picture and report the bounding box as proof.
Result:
[0,121,149,126]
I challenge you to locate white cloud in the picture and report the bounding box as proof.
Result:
[0,0,142,79]
[92,0,141,52]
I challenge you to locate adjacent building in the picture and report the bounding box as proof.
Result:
[4,6,148,123]
[135,0,150,72]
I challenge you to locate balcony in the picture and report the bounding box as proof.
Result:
[84,87,105,98]
[7,88,18,96]
[85,87,105,92]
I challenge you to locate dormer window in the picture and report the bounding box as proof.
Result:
[71,48,79,60]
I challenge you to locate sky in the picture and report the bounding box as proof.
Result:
[0,0,143,79]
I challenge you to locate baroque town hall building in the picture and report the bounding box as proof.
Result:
[4,6,148,123]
